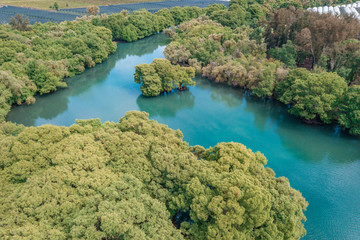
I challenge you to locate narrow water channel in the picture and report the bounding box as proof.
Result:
[7,33,360,239]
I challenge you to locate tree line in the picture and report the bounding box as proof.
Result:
[162,0,360,135]
[91,6,205,42]
[0,19,116,120]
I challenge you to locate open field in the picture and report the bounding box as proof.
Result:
[0,0,229,24]
[0,0,162,10]
[60,0,229,14]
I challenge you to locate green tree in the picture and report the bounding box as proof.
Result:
[134,59,195,96]
[0,20,116,118]
[269,40,297,68]
[205,3,227,16]
[229,0,249,9]
[337,86,360,135]
[134,63,162,96]
[93,7,205,42]
[276,69,348,123]
[181,142,308,239]
[209,4,246,29]
[53,2,59,10]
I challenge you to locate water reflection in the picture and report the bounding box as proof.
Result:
[7,58,113,126]
[276,118,360,164]
[242,94,360,163]
[117,33,169,57]
[195,78,243,109]
[137,90,195,118]
[6,33,169,126]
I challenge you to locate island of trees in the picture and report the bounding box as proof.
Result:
[134,59,195,96]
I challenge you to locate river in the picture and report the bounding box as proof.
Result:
[6,33,360,239]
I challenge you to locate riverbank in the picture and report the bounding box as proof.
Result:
[6,33,360,239]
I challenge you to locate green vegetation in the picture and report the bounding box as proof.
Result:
[0,111,308,239]
[5,1,360,238]
[269,40,297,68]
[337,86,360,135]
[52,2,59,10]
[276,69,348,124]
[2,1,359,132]
[263,6,360,132]
[264,7,360,84]
[0,20,116,120]
[9,2,358,239]
[164,17,284,99]
[0,6,205,121]
[134,58,195,97]
[92,6,204,42]
[162,0,360,135]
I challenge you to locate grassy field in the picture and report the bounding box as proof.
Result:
[0,0,162,9]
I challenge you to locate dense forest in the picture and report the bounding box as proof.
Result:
[0,111,307,239]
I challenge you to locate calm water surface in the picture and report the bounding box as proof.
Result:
[7,34,360,240]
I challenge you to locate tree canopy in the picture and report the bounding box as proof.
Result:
[0,111,308,239]
[164,17,285,98]
[336,86,360,135]
[276,68,348,123]
[0,20,116,120]
[92,7,205,42]
[134,58,195,96]
[264,7,360,79]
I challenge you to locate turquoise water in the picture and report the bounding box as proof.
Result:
[7,34,360,239]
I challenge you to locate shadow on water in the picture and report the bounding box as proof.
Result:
[6,33,169,126]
